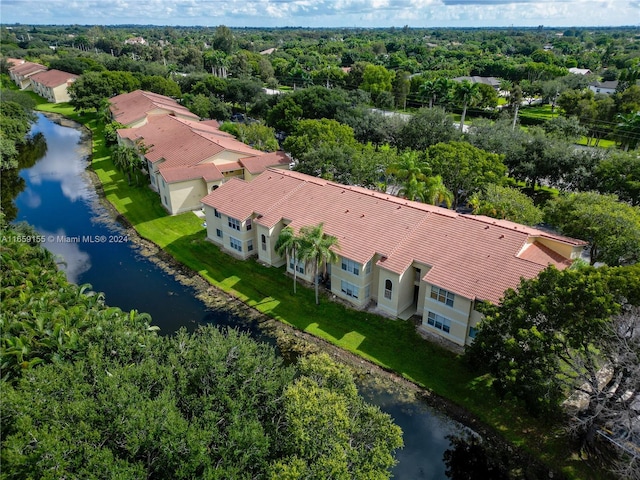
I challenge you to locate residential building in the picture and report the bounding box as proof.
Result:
[201,168,586,348]
[568,67,592,75]
[124,36,147,45]
[8,60,47,90]
[29,69,78,103]
[109,90,199,128]
[453,76,501,90]
[589,80,619,95]
[117,115,290,215]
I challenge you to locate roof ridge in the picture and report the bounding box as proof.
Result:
[384,212,432,263]
[261,172,310,220]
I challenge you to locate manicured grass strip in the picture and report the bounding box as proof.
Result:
[36,102,598,480]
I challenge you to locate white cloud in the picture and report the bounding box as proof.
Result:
[1,0,638,26]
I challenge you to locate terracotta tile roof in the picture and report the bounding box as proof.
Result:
[202,168,586,304]
[159,163,223,183]
[29,69,78,87]
[240,151,290,174]
[9,61,46,77]
[109,90,199,126]
[118,115,291,185]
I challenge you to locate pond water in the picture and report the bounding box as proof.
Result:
[13,112,473,479]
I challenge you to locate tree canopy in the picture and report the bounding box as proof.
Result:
[544,191,640,266]
[0,223,402,479]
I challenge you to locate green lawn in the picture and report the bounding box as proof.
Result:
[36,101,603,480]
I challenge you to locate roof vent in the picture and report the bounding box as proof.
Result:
[499,234,505,239]
[361,214,365,218]
[345,209,349,213]
[485,226,490,229]
[397,206,401,209]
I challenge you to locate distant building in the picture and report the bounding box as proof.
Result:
[29,69,78,103]
[117,115,290,215]
[109,90,200,128]
[453,76,501,90]
[259,48,276,55]
[201,168,585,348]
[124,37,147,45]
[589,80,618,95]
[8,60,47,89]
[569,67,592,75]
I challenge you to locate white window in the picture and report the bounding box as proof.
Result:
[341,258,360,276]
[341,280,359,299]
[228,217,241,231]
[229,237,242,252]
[246,218,252,231]
[430,286,454,307]
[289,258,305,274]
[247,239,253,252]
[384,279,392,300]
[469,327,477,339]
[214,208,221,218]
[261,234,267,251]
[427,311,451,334]
[216,228,223,238]
[365,284,371,299]
[365,261,372,274]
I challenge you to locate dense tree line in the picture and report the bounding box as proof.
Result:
[465,263,640,478]
[0,222,403,479]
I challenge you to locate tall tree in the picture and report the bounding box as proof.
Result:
[426,141,507,208]
[275,226,302,294]
[397,107,460,151]
[544,191,640,266]
[464,264,640,477]
[452,80,480,130]
[468,184,543,225]
[298,223,340,305]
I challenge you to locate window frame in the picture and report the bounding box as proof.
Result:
[430,286,455,307]
[427,311,451,334]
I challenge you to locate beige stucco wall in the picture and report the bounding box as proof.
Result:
[421,284,474,347]
[535,237,584,260]
[330,256,373,308]
[51,83,73,103]
[168,179,208,215]
[376,268,402,316]
[256,223,284,267]
[204,208,257,259]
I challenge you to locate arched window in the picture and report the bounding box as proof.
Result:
[384,279,392,299]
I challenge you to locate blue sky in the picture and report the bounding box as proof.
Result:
[2,0,639,28]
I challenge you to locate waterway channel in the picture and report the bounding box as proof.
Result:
[14,112,473,479]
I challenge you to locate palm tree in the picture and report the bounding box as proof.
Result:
[386,150,430,197]
[423,175,454,208]
[298,223,340,305]
[614,112,640,151]
[111,144,142,186]
[452,80,480,131]
[434,77,454,106]
[275,226,302,294]
[419,80,437,108]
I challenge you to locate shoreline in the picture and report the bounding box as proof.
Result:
[41,110,560,479]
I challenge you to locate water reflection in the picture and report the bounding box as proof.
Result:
[38,227,92,283]
[23,116,92,202]
[357,381,467,479]
[0,131,48,221]
[12,112,507,480]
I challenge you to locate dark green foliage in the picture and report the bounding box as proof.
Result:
[544,191,640,266]
[465,264,640,416]
[0,225,402,479]
[397,107,460,151]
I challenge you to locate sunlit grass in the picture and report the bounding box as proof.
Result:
[37,101,603,480]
